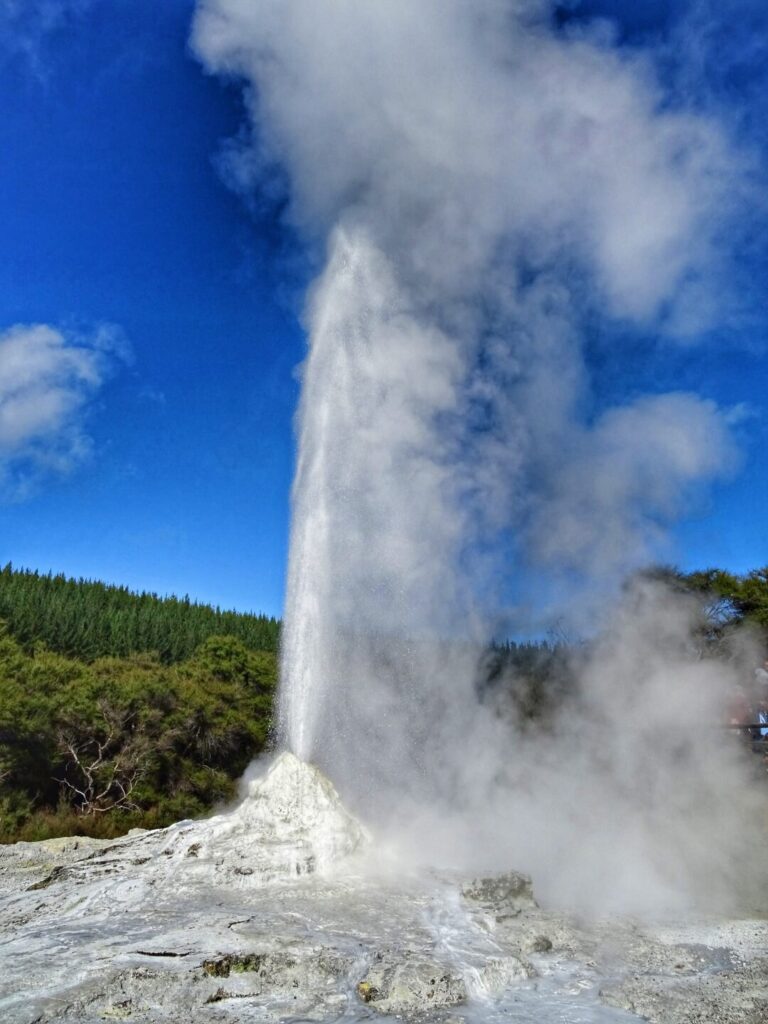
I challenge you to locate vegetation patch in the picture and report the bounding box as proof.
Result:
[0,619,277,841]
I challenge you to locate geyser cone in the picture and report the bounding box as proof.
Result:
[188,751,370,884]
[236,751,370,851]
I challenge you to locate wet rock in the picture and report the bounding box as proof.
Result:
[62,947,353,1022]
[357,957,467,1015]
[162,751,371,886]
[600,956,768,1024]
[461,870,536,918]
[522,933,552,953]
[471,955,536,993]
[33,835,112,855]
[0,833,116,899]
[25,864,70,891]
[201,952,266,977]
[100,997,133,1019]
[199,946,351,994]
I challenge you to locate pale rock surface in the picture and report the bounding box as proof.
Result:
[461,870,537,917]
[599,960,768,1024]
[0,754,766,1023]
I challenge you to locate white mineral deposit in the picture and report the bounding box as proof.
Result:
[1,751,766,1023]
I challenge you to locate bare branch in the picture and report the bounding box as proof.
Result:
[54,702,151,816]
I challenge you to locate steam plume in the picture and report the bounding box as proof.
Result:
[193,1,764,913]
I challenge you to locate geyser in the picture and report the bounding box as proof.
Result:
[192,0,767,915]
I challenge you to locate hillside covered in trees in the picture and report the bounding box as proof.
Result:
[666,566,768,632]
[0,630,277,842]
[0,567,279,842]
[0,564,280,663]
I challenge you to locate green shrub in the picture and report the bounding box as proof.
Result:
[0,628,277,843]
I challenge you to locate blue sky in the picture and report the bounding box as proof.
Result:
[0,0,306,615]
[0,0,765,618]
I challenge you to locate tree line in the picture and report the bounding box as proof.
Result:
[0,564,280,663]
[663,565,768,632]
[0,565,281,842]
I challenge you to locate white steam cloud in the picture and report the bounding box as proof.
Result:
[192,1,764,914]
[193,0,741,607]
[0,322,128,499]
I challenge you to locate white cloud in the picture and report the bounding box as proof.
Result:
[0,322,129,500]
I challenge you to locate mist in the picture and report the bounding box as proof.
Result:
[192,1,766,916]
[389,576,767,916]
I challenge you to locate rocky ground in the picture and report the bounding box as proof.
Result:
[0,754,766,1023]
